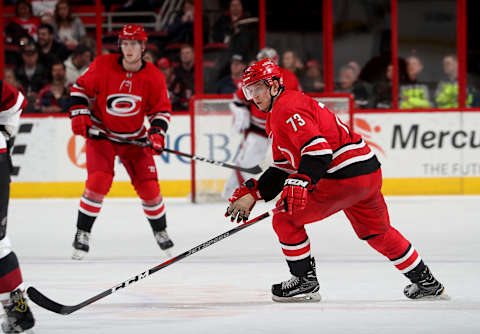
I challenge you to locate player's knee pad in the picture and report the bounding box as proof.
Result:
[86,171,113,196]
[0,236,12,259]
[366,226,410,258]
[134,179,160,201]
[272,214,308,245]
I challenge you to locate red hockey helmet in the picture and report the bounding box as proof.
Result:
[242,59,283,100]
[118,24,148,42]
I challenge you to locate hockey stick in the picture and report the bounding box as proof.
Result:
[86,128,263,174]
[26,207,280,315]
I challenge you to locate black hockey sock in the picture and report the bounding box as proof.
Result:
[404,260,427,283]
[287,257,312,277]
[76,211,96,233]
[148,215,167,232]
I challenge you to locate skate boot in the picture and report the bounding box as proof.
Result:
[404,265,446,300]
[271,257,321,303]
[72,229,90,260]
[1,289,35,333]
[154,230,174,251]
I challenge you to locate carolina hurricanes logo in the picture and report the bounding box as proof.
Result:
[106,94,142,117]
[355,118,385,156]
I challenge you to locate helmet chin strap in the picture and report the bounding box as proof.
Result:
[265,82,284,113]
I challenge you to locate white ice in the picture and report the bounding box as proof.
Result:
[6,196,480,334]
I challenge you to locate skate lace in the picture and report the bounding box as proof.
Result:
[155,231,170,242]
[281,276,300,290]
[76,231,90,245]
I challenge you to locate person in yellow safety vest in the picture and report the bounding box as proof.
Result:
[435,55,474,108]
[399,55,432,109]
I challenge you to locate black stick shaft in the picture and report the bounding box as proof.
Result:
[27,208,278,315]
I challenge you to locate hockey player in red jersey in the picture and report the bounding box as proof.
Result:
[226,59,446,302]
[0,80,35,333]
[69,24,174,260]
[222,47,301,199]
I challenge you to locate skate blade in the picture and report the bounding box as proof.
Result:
[163,249,172,258]
[411,288,451,301]
[272,291,322,303]
[419,290,451,301]
[71,249,87,260]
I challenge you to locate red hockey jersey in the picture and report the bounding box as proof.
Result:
[234,67,301,136]
[70,54,171,140]
[266,90,380,179]
[0,80,26,152]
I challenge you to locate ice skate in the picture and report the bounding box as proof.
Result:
[1,289,35,333]
[72,229,90,260]
[404,266,448,300]
[271,257,321,303]
[154,230,174,256]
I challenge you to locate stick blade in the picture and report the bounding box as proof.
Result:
[27,287,71,315]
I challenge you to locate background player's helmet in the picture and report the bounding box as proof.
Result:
[118,24,148,42]
[242,59,283,100]
[256,47,279,64]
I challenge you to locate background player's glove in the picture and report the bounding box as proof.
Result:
[148,127,166,154]
[70,108,92,137]
[226,179,262,223]
[229,101,250,134]
[277,174,312,215]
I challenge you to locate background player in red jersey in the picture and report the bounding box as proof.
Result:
[222,47,301,199]
[226,59,446,302]
[69,24,174,260]
[0,80,35,333]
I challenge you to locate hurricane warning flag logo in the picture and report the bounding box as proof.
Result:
[355,118,385,156]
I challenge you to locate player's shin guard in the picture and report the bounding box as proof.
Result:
[72,190,105,260]
[0,249,23,297]
[142,195,173,251]
[366,227,445,299]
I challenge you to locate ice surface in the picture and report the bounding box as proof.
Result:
[6,196,480,334]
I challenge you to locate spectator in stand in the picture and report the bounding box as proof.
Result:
[373,64,393,109]
[36,61,71,113]
[435,54,475,108]
[336,64,372,109]
[166,0,194,44]
[15,42,49,102]
[52,0,87,50]
[143,50,158,64]
[256,47,301,91]
[171,44,194,111]
[281,50,304,78]
[166,0,210,44]
[301,60,324,93]
[212,0,247,43]
[5,0,42,43]
[216,54,247,94]
[347,60,361,81]
[37,23,70,71]
[157,57,175,95]
[3,68,25,96]
[399,55,432,109]
[64,44,93,85]
[373,59,408,109]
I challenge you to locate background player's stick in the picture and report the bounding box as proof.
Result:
[87,128,263,174]
[27,207,280,315]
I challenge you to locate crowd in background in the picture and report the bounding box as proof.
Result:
[2,0,479,113]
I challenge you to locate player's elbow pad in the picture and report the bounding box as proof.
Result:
[298,154,332,184]
[257,167,289,202]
